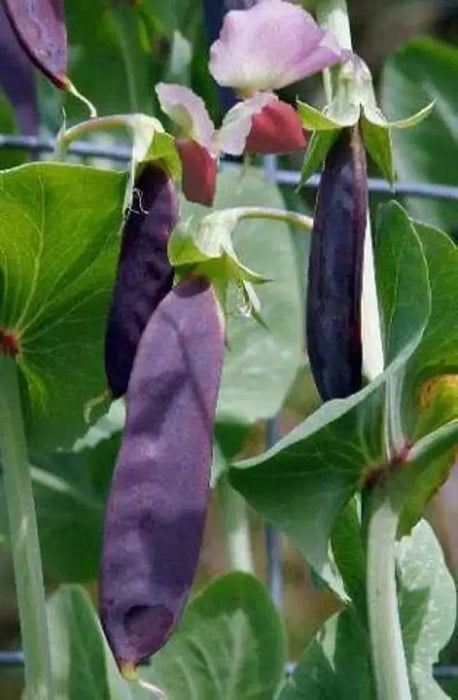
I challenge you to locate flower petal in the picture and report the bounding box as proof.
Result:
[156,83,215,151]
[176,139,217,207]
[245,97,307,154]
[209,0,343,93]
[216,92,273,156]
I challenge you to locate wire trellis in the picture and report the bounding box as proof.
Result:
[0,137,457,680]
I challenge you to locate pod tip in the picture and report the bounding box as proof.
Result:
[120,661,139,681]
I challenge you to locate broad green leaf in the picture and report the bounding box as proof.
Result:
[403,221,458,439]
[48,585,132,700]
[230,201,430,593]
[180,168,304,424]
[0,435,118,581]
[279,607,373,700]
[397,520,456,699]
[330,499,366,614]
[231,384,384,596]
[408,222,458,383]
[382,38,458,233]
[0,90,25,170]
[63,0,154,122]
[0,163,127,452]
[375,203,430,368]
[149,572,285,700]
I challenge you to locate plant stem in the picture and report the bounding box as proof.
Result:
[0,356,53,700]
[234,207,313,234]
[366,484,411,700]
[218,477,254,573]
[55,114,135,159]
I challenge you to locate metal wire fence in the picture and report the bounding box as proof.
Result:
[0,137,457,681]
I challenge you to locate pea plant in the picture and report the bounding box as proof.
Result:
[0,0,457,698]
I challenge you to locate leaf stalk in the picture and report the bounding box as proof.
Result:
[0,355,53,699]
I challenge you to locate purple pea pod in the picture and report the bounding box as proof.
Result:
[306,125,368,401]
[2,0,69,89]
[100,274,225,673]
[104,162,178,398]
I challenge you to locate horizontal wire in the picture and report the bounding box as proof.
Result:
[0,651,456,678]
[1,134,458,201]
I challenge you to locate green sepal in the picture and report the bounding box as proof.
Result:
[361,116,396,185]
[300,129,339,184]
[169,209,266,282]
[297,100,343,131]
[127,113,181,180]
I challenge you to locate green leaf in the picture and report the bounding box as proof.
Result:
[185,168,304,424]
[48,585,132,700]
[375,203,430,367]
[408,221,458,384]
[330,500,366,614]
[0,90,25,170]
[397,520,456,699]
[382,38,458,232]
[0,163,127,452]
[229,200,430,593]
[63,0,153,122]
[300,130,338,183]
[0,435,118,581]
[401,220,458,441]
[149,572,285,700]
[279,607,373,700]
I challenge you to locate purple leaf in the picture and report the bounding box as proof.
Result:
[100,275,225,671]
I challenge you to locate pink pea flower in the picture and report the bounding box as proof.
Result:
[157,1,344,205]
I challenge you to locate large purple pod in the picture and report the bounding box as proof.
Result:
[2,0,68,89]
[104,163,178,398]
[306,126,368,401]
[100,275,225,672]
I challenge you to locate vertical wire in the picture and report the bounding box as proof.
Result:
[263,154,283,609]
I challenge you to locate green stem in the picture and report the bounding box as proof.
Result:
[234,207,313,234]
[0,356,53,700]
[218,477,254,573]
[55,114,135,159]
[366,484,411,700]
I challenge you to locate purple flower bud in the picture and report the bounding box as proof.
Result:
[306,126,368,401]
[100,275,225,671]
[104,163,178,398]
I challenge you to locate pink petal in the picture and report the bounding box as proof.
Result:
[245,98,307,154]
[209,0,344,93]
[216,92,273,156]
[156,83,215,151]
[176,139,217,207]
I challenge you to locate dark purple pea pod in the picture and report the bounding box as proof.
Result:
[104,162,178,398]
[2,0,68,89]
[306,125,368,401]
[100,274,225,673]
